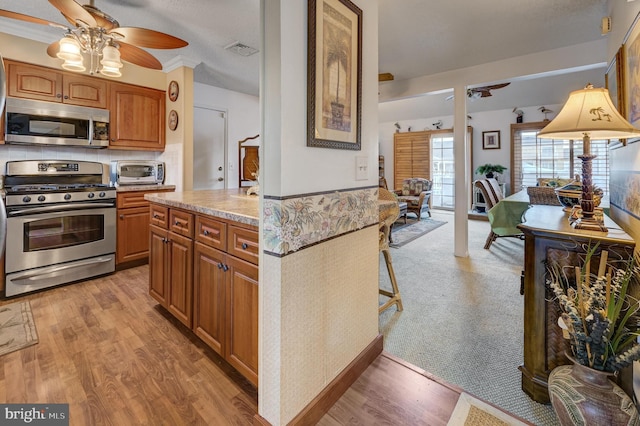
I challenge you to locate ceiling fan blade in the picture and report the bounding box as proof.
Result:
[49,0,96,27]
[118,42,163,70]
[0,9,61,27]
[111,27,188,49]
[379,73,394,82]
[46,41,60,58]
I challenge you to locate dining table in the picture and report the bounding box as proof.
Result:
[487,189,531,236]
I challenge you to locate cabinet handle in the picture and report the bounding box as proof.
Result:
[153,214,159,218]
[242,242,248,250]
[175,220,181,226]
[63,95,69,99]
[120,214,124,219]
[217,262,224,269]
[111,138,116,142]
[203,229,209,236]
[56,93,62,98]
[222,264,229,272]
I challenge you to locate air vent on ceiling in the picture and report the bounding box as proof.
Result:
[224,41,259,57]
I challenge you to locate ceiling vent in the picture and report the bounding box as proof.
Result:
[224,41,259,57]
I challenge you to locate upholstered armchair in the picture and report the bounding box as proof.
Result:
[394,178,432,220]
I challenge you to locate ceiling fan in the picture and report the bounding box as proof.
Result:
[445,82,510,101]
[0,0,188,77]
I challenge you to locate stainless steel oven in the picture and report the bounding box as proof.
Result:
[3,160,116,297]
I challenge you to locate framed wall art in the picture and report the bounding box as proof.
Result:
[168,80,179,102]
[482,130,500,150]
[624,11,640,130]
[606,45,625,119]
[307,0,362,150]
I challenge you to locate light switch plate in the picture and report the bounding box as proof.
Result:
[356,156,368,180]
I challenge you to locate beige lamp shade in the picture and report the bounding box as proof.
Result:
[57,37,83,62]
[538,85,640,140]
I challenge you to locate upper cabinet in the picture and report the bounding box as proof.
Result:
[6,60,107,108]
[109,82,166,151]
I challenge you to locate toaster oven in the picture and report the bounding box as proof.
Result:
[110,160,165,186]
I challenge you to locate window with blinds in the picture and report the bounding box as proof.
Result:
[511,123,609,195]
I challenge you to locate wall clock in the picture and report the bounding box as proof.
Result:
[168,110,179,131]
[168,80,179,102]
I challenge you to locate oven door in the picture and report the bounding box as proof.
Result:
[5,203,116,275]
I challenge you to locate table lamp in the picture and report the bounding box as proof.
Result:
[538,84,640,231]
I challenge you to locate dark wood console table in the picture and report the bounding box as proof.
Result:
[517,206,636,403]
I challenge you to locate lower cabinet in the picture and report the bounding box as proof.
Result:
[149,203,259,385]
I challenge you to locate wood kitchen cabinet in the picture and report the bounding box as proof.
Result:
[148,208,194,328]
[149,202,259,385]
[109,82,165,151]
[116,189,174,269]
[6,60,107,108]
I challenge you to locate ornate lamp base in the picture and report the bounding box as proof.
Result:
[573,217,608,232]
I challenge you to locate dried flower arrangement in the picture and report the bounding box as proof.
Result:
[549,244,640,372]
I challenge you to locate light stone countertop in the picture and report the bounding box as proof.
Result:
[116,184,176,192]
[144,188,259,227]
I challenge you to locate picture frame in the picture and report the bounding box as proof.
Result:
[605,45,625,119]
[307,0,362,150]
[168,110,179,131]
[482,130,500,150]
[168,80,179,102]
[623,11,640,130]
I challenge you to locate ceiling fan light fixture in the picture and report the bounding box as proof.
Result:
[100,45,123,69]
[57,36,82,62]
[99,64,122,77]
[61,58,86,72]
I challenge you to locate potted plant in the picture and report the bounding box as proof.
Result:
[475,163,507,179]
[547,245,640,425]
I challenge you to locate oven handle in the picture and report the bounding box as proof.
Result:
[9,256,113,281]
[7,203,115,216]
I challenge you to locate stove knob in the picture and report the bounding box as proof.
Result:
[87,192,95,199]
[38,195,46,202]
[22,196,31,203]
[64,194,72,200]
[99,192,106,198]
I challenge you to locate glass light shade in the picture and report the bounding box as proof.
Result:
[100,64,122,78]
[57,37,83,62]
[100,46,123,69]
[61,58,86,72]
[538,85,640,140]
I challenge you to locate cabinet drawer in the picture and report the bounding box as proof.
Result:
[117,192,150,209]
[196,216,227,251]
[150,205,169,229]
[228,226,259,265]
[170,209,194,238]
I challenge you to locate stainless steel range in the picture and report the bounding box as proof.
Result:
[4,160,116,297]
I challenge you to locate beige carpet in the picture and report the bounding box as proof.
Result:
[379,210,559,426]
[390,218,447,248]
[0,301,38,356]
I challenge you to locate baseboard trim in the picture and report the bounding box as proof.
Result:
[252,334,384,426]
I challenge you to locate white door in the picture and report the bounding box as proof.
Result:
[193,106,227,190]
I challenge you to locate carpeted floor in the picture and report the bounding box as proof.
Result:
[379,210,559,426]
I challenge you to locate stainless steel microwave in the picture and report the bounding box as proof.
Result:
[4,97,110,148]
[110,160,165,186]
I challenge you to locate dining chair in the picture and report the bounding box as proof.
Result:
[474,178,523,249]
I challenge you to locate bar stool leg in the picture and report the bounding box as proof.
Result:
[379,247,403,313]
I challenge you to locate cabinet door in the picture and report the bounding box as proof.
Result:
[149,225,169,306]
[226,255,259,386]
[117,206,151,265]
[109,82,165,151]
[7,61,63,102]
[167,231,194,328]
[63,74,108,108]
[193,242,226,355]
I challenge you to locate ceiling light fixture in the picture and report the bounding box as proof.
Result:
[56,27,123,77]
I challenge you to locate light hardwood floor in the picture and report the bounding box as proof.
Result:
[0,266,257,425]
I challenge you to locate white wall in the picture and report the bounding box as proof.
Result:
[193,83,260,188]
